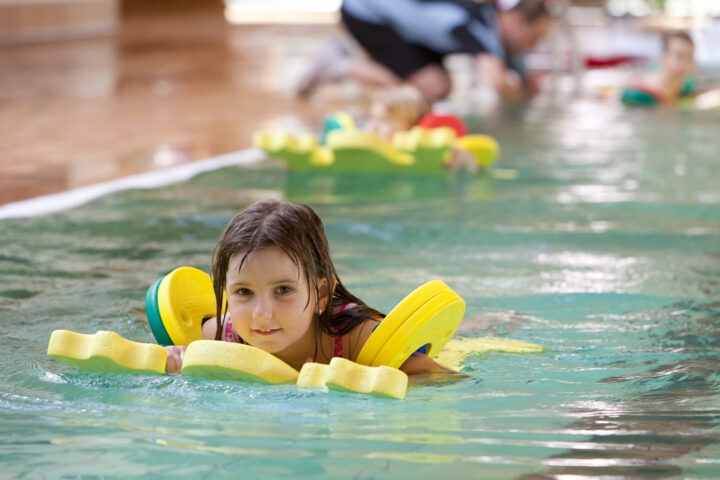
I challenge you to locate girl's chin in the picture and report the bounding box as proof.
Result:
[247,337,286,354]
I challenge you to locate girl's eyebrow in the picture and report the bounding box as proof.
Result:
[228,278,298,287]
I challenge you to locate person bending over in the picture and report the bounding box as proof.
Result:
[297,0,552,102]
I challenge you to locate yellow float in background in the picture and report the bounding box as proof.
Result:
[254,116,500,175]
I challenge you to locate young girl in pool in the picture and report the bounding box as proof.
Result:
[164,199,451,375]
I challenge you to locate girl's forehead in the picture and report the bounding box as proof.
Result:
[228,246,303,275]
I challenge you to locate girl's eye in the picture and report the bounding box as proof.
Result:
[236,288,252,296]
[276,286,292,295]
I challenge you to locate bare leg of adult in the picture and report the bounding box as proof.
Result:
[297,45,402,98]
[348,58,402,88]
[407,64,452,102]
[296,39,354,98]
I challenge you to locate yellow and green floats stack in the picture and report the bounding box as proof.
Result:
[253,112,500,175]
[48,267,544,400]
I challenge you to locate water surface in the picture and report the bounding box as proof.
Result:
[1,98,719,479]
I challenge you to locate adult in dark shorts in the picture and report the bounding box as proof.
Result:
[297,0,552,102]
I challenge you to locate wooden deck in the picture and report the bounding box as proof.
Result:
[0,2,346,205]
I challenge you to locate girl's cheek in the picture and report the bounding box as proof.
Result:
[226,301,245,318]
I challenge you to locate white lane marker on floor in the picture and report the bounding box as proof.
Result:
[0,148,266,220]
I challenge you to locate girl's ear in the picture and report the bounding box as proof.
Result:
[318,277,330,314]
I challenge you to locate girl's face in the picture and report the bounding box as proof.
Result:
[225,247,328,357]
[662,37,695,79]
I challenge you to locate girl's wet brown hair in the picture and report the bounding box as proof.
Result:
[211,200,383,342]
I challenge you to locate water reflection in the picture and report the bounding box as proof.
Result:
[520,299,720,479]
[282,171,495,205]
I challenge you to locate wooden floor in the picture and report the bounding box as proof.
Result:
[0,3,348,205]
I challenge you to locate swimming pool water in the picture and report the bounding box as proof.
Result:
[1,99,719,479]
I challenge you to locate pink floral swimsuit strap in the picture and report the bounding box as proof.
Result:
[221,314,240,343]
[331,302,357,358]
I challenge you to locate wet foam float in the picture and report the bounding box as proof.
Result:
[48,268,542,399]
[253,112,500,175]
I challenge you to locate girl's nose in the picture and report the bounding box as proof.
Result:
[252,294,273,321]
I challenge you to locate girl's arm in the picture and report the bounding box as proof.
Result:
[398,352,455,376]
[202,316,218,339]
[165,316,218,374]
[165,345,186,374]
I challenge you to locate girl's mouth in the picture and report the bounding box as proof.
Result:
[254,328,281,336]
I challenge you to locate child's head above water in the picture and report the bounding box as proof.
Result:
[661,31,695,80]
[366,85,430,138]
[161,199,454,375]
[211,200,381,355]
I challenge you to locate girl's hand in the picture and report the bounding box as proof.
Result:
[165,345,187,374]
[476,54,524,101]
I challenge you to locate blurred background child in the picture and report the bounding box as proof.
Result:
[622,32,696,105]
[364,85,430,139]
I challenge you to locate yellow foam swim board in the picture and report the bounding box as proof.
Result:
[47,330,167,375]
[355,280,451,366]
[297,357,408,400]
[325,130,414,166]
[181,340,299,384]
[392,126,456,151]
[157,267,216,346]
[252,131,317,154]
[373,290,466,369]
[435,337,545,370]
[447,337,544,354]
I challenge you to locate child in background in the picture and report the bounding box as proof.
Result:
[165,200,452,375]
[362,85,481,172]
[364,85,430,140]
[622,32,696,106]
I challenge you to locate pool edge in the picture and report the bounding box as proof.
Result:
[0,148,266,219]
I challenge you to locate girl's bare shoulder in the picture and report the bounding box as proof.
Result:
[347,316,381,360]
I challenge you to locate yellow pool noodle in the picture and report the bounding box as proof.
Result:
[47,330,167,375]
[297,357,408,400]
[181,340,299,384]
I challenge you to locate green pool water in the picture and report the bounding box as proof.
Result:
[1,99,719,479]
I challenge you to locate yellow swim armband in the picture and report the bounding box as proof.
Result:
[356,280,465,369]
[146,266,220,346]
